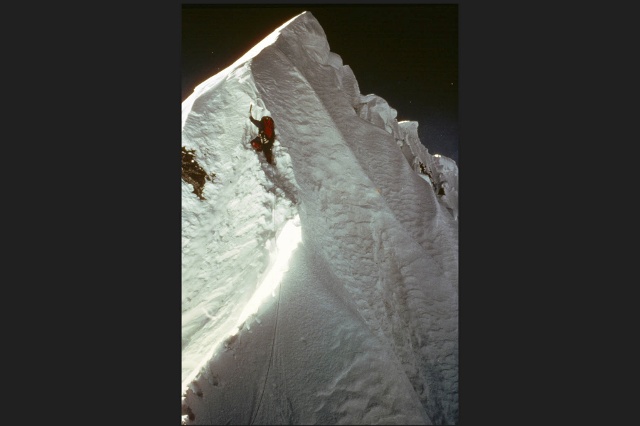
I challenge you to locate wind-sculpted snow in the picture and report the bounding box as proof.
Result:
[182,11,458,425]
[181,61,299,386]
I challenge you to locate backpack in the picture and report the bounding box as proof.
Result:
[261,116,275,140]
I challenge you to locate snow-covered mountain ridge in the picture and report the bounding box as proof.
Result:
[181,11,458,425]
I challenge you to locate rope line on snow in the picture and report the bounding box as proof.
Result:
[250,275,282,425]
[250,191,282,426]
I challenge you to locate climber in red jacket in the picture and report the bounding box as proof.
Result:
[248,104,276,165]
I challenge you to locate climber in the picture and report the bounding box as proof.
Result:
[248,104,276,165]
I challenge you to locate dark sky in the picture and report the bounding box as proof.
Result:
[182,4,458,163]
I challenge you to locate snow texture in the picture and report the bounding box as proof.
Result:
[181,11,458,425]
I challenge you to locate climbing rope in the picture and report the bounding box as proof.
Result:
[250,191,281,425]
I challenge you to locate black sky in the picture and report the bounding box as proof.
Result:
[182,4,458,163]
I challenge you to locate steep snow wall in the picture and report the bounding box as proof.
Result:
[182,11,458,425]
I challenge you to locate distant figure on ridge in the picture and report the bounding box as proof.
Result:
[248,104,276,165]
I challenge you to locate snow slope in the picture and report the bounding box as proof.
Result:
[181,11,458,425]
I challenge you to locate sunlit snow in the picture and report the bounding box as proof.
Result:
[181,216,302,395]
[233,214,302,334]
